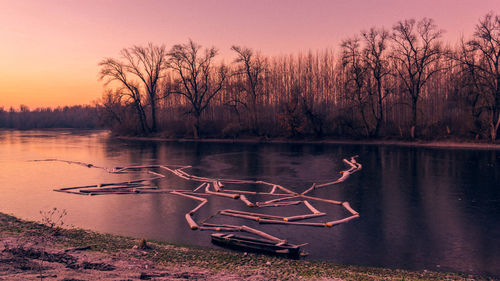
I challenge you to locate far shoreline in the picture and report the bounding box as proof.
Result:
[116,135,500,150]
[2,129,499,150]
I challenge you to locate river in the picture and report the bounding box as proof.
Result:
[0,130,498,276]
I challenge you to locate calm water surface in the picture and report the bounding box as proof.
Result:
[0,130,498,276]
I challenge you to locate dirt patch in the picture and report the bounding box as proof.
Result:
[0,237,271,281]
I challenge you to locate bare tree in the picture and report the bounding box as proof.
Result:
[390,18,444,138]
[457,13,500,141]
[231,45,267,134]
[362,27,391,136]
[99,43,167,134]
[341,37,372,136]
[167,40,227,138]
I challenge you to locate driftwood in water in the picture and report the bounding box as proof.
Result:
[342,201,359,216]
[222,209,285,220]
[185,213,199,230]
[301,183,316,195]
[46,156,363,256]
[304,200,321,214]
[256,201,303,207]
[325,215,360,227]
[220,211,261,221]
[239,195,255,207]
[284,212,326,222]
[258,219,327,227]
[189,200,207,215]
[205,184,239,199]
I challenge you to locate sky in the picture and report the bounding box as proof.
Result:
[0,0,499,109]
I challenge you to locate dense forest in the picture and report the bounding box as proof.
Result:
[4,14,499,142]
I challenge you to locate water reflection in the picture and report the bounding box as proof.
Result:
[0,130,498,276]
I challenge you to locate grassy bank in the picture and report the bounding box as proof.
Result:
[0,212,491,280]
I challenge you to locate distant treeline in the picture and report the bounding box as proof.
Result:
[0,105,100,129]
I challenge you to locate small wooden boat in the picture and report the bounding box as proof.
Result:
[211,233,303,257]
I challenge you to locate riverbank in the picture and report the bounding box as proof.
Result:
[0,212,489,280]
[116,135,500,150]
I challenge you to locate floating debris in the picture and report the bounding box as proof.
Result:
[40,156,362,257]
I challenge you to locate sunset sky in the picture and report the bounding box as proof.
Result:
[1,0,499,109]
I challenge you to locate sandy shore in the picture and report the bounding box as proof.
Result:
[1,212,490,281]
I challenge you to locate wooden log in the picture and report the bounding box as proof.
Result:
[170,191,207,202]
[256,201,302,207]
[301,183,316,195]
[222,209,284,220]
[222,189,258,195]
[284,212,326,222]
[300,195,342,205]
[220,211,260,221]
[205,184,240,199]
[147,171,165,178]
[185,213,199,230]
[54,189,90,195]
[342,202,359,215]
[131,190,174,194]
[258,219,327,227]
[325,215,360,227]
[239,195,254,207]
[189,200,207,215]
[213,181,221,192]
[159,165,175,173]
[303,200,321,214]
[274,185,297,195]
[255,180,275,186]
[198,226,240,231]
[176,169,192,178]
[193,183,206,192]
[343,158,357,169]
[240,225,284,244]
[202,223,241,229]
[261,196,298,204]
[182,191,210,197]
[173,171,191,180]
